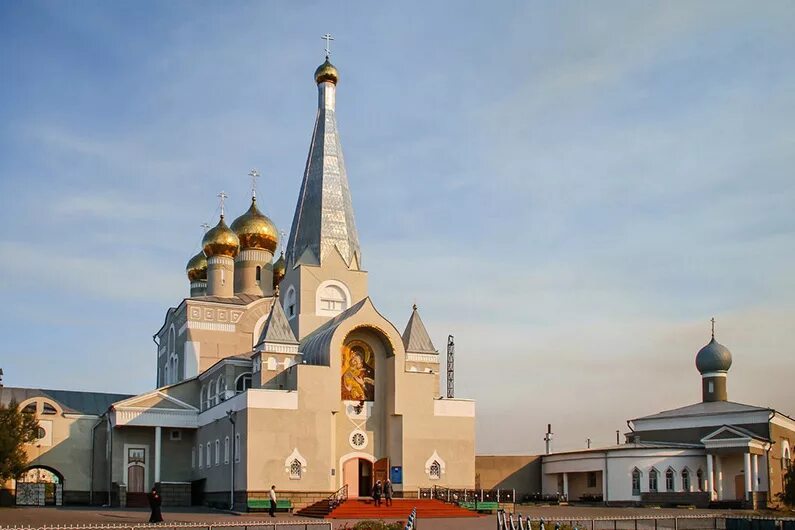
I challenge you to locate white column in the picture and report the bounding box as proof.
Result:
[562,472,569,500]
[706,454,715,500]
[154,426,162,484]
[744,452,752,501]
[752,454,759,493]
[716,455,724,501]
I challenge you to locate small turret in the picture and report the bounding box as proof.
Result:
[203,193,240,298]
[696,318,732,402]
[230,182,279,297]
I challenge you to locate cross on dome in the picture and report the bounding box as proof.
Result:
[248,169,260,199]
[217,191,228,217]
[322,33,334,58]
[711,317,716,339]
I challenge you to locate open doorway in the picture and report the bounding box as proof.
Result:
[342,457,373,498]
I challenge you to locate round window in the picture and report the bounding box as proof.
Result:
[349,430,368,449]
[36,427,46,440]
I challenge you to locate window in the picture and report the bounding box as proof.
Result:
[256,266,261,283]
[206,443,211,467]
[200,386,206,411]
[587,472,597,488]
[665,468,675,491]
[41,402,57,415]
[170,355,179,384]
[198,445,203,468]
[170,430,181,441]
[224,437,230,464]
[285,287,296,319]
[235,434,241,463]
[696,469,704,491]
[191,448,196,469]
[708,381,714,394]
[784,446,791,470]
[36,427,46,439]
[631,468,641,495]
[236,373,252,393]
[168,326,175,355]
[164,364,170,387]
[215,440,220,465]
[429,461,441,480]
[22,402,37,414]
[682,469,690,492]
[217,376,226,402]
[319,285,346,312]
[289,459,302,480]
[649,468,659,493]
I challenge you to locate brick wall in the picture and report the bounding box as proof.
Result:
[158,482,191,507]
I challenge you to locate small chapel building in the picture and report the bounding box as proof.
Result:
[539,329,795,509]
[0,55,476,509]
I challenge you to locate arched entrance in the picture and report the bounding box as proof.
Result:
[16,466,64,506]
[341,456,373,498]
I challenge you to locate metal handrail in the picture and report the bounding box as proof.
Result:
[327,483,348,510]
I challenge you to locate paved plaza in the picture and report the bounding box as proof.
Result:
[0,506,777,530]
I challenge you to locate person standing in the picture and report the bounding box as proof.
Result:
[269,485,277,517]
[372,480,382,507]
[384,478,393,507]
[147,487,163,523]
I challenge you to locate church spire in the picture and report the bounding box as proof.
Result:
[285,41,360,270]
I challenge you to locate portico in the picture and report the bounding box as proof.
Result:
[702,426,770,506]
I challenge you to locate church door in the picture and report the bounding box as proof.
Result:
[374,457,389,484]
[358,460,373,498]
[734,474,745,501]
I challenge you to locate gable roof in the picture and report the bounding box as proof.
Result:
[300,298,370,365]
[402,305,437,354]
[257,300,298,346]
[113,390,198,411]
[701,424,770,443]
[632,400,770,422]
[0,387,133,416]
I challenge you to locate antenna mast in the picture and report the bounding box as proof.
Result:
[446,335,455,398]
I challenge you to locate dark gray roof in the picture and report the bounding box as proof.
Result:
[285,74,360,269]
[633,400,769,422]
[300,298,369,365]
[257,301,298,346]
[402,306,437,354]
[0,387,133,415]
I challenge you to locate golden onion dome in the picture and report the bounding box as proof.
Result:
[202,215,240,258]
[315,59,339,85]
[186,250,208,282]
[272,251,286,288]
[230,197,279,252]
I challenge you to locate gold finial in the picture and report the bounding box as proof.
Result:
[711,317,716,339]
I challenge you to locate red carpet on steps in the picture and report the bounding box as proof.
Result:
[327,498,481,519]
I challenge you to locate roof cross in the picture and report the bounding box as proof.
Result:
[248,168,260,199]
[322,33,334,58]
[217,191,228,217]
[711,317,716,339]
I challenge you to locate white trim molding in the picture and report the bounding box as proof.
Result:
[315,279,351,317]
[284,448,308,480]
[425,450,446,480]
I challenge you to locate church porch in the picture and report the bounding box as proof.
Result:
[701,426,770,509]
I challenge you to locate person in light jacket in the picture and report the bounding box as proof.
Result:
[269,485,277,517]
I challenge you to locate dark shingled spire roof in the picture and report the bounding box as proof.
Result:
[402,305,437,354]
[257,300,298,346]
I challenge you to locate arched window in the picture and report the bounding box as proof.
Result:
[429,461,441,480]
[41,402,57,415]
[170,355,178,384]
[319,285,346,312]
[665,468,675,491]
[168,326,175,355]
[22,402,37,414]
[217,376,226,402]
[163,364,170,387]
[206,443,211,467]
[784,446,791,471]
[649,468,659,493]
[200,386,206,411]
[696,469,704,491]
[681,468,690,492]
[631,468,641,495]
[289,459,302,480]
[256,266,261,283]
[215,440,220,465]
[198,443,203,468]
[224,437,230,464]
[234,434,240,463]
[285,286,296,319]
[236,373,252,393]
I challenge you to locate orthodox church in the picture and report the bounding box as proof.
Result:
[0,54,475,509]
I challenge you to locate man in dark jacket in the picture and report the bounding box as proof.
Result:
[148,487,163,523]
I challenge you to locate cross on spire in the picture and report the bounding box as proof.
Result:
[711,317,716,339]
[322,33,334,58]
[248,168,260,199]
[217,191,228,218]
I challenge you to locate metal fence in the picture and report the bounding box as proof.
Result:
[0,522,333,530]
[496,513,795,530]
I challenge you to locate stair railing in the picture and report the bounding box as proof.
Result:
[328,484,348,510]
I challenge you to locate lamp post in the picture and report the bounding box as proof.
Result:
[226,410,237,511]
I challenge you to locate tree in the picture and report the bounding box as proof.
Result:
[780,464,795,507]
[0,400,40,482]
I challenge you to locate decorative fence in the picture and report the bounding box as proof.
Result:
[419,486,516,504]
[0,522,332,530]
[495,513,795,530]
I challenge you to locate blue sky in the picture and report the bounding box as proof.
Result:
[1,2,794,454]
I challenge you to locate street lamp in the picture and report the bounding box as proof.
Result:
[226,410,237,511]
